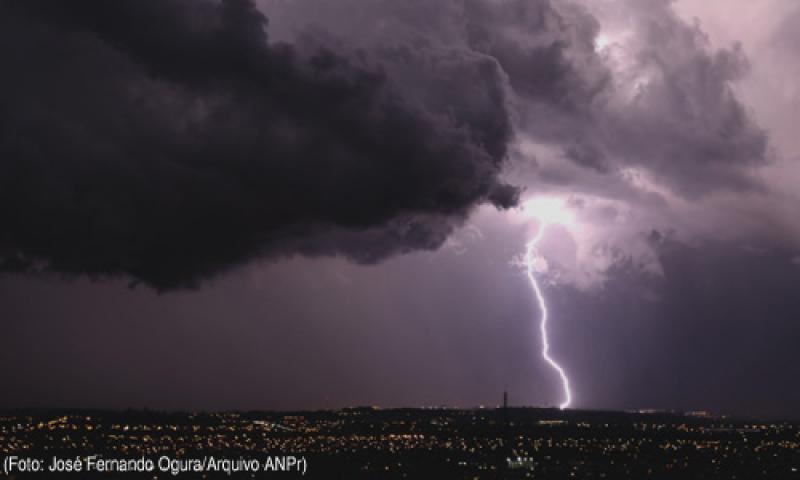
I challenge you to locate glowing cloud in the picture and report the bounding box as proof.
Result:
[523,197,576,226]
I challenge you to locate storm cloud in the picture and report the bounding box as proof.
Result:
[564,0,769,197]
[264,0,768,199]
[0,0,772,290]
[0,0,521,289]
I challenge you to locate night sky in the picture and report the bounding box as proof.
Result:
[2,0,800,418]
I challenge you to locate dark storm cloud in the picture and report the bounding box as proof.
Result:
[0,0,520,289]
[263,0,768,200]
[0,0,772,291]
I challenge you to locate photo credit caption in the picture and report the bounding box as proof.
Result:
[3,455,308,476]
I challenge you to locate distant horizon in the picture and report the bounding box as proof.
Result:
[3,404,797,422]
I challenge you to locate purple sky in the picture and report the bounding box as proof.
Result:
[2,0,800,418]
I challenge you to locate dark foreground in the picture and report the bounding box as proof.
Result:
[1,407,799,479]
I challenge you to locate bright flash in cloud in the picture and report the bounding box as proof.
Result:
[523,197,577,226]
[594,33,612,52]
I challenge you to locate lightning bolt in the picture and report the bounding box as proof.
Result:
[525,223,572,410]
